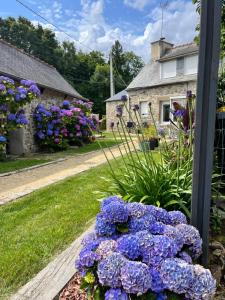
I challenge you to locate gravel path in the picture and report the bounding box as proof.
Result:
[0,144,128,205]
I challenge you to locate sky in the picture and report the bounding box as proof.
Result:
[1,0,199,62]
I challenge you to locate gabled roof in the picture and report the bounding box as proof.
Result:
[0,39,84,99]
[159,43,198,61]
[105,90,128,102]
[127,42,198,91]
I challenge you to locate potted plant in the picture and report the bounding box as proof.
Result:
[139,125,159,151]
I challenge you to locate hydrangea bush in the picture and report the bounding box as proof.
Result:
[33,100,97,150]
[76,197,216,300]
[0,76,40,158]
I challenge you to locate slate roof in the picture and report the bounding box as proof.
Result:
[127,43,198,91]
[0,39,84,98]
[105,90,128,102]
[159,43,199,61]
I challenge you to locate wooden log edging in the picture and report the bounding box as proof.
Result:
[10,224,95,300]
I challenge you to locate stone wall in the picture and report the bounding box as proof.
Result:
[9,88,70,154]
[106,81,197,131]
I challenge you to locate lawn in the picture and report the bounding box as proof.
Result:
[0,158,50,174]
[0,133,122,174]
[0,161,113,298]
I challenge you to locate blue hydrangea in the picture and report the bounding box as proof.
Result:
[168,211,187,225]
[97,253,126,288]
[146,206,171,224]
[76,248,99,268]
[105,288,128,300]
[0,135,7,143]
[121,261,151,294]
[81,232,98,246]
[117,234,141,259]
[163,225,185,251]
[7,113,16,121]
[96,214,116,236]
[20,79,35,86]
[127,202,147,218]
[102,201,128,223]
[135,230,153,248]
[0,76,14,84]
[0,83,6,91]
[149,222,166,234]
[160,258,194,295]
[28,84,40,96]
[142,235,178,267]
[101,196,124,209]
[63,100,70,107]
[176,224,202,259]
[186,264,216,300]
[129,213,155,233]
[149,268,166,293]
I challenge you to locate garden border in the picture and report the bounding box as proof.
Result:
[10,223,95,300]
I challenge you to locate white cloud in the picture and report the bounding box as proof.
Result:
[123,0,152,10]
[31,0,199,63]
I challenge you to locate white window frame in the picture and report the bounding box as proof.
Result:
[161,60,176,79]
[160,101,170,125]
[140,101,149,118]
[160,96,186,125]
[184,55,198,75]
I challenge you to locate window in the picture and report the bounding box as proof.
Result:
[161,60,176,79]
[160,101,170,124]
[140,101,149,117]
[184,55,198,75]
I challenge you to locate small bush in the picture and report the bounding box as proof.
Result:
[76,197,216,299]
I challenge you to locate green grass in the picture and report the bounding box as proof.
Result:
[0,159,49,174]
[0,161,114,298]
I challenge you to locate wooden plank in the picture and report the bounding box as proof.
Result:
[10,224,95,300]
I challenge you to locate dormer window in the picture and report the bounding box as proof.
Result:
[161,60,176,79]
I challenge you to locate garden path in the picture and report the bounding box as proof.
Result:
[0,143,132,205]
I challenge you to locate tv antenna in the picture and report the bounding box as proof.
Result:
[160,0,169,38]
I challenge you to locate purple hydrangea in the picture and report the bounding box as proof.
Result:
[105,288,128,300]
[76,249,99,268]
[96,213,116,236]
[116,105,123,117]
[178,251,193,264]
[96,240,118,260]
[149,222,166,235]
[20,79,35,86]
[121,95,128,101]
[28,84,41,96]
[168,211,187,225]
[0,84,6,91]
[176,224,202,259]
[129,213,155,233]
[163,225,185,251]
[127,202,147,218]
[0,76,14,84]
[142,235,178,267]
[117,234,141,259]
[7,113,16,121]
[102,201,129,224]
[187,264,216,300]
[146,206,171,224]
[81,232,98,247]
[97,253,126,288]
[121,261,151,294]
[160,258,194,294]
[101,196,124,209]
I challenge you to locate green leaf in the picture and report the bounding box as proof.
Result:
[84,271,95,284]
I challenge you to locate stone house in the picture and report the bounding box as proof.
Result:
[0,39,85,154]
[106,39,198,131]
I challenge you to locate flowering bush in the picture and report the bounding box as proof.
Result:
[33,100,97,150]
[0,76,40,158]
[76,197,216,300]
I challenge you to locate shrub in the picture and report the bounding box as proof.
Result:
[76,197,216,299]
[0,76,40,159]
[33,100,98,151]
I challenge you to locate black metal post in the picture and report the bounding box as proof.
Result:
[191,0,222,265]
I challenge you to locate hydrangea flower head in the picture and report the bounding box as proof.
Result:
[96,240,118,260]
[146,206,171,224]
[117,234,141,259]
[105,288,128,300]
[168,211,187,225]
[121,261,151,295]
[160,258,194,294]
[97,253,126,288]
[163,225,185,251]
[149,268,166,293]
[129,213,155,233]
[127,202,147,218]
[101,196,124,209]
[96,213,116,236]
[102,201,128,223]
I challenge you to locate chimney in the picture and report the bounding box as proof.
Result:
[151,38,173,61]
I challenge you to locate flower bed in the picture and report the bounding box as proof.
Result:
[0,76,40,158]
[72,197,216,300]
[34,100,98,151]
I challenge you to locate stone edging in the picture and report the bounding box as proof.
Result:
[10,223,95,300]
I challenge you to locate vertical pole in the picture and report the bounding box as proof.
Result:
[110,50,115,98]
[191,0,222,265]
